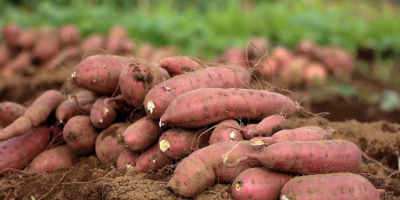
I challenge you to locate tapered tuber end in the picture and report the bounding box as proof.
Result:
[326,128,336,139]
[147,101,155,114]
[159,140,170,152]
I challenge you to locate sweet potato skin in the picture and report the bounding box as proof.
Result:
[63,115,99,156]
[167,141,262,197]
[90,96,117,128]
[159,56,205,75]
[0,127,50,172]
[135,144,173,174]
[280,173,380,200]
[250,126,335,145]
[159,128,212,160]
[95,122,129,164]
[161,88,300,128]
[71,55,132,95]
[144,64,251,119]
[121,116,163,152]
[232,168,291,200]
[248,140,361,175]
[117,150,139,170]
[0,117,32,141]
[209,119,242,144]
[0,102,26,127]
[56,90,98,124]
[119,58,170,108]
[28,145,78,173]
[243,114,285,139]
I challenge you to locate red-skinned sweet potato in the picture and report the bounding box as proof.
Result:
[0,127,50,172]
[33,29,61,62]
[95,122,130,164]
[257,57,279,80]
[135,143,173,174]
[71,54,132,95]
[209,119,243,144]
[144,64,251,119]
[249,126,335,146]
[232,168,291,200]
[243,114,286,139]
[2,23,22,46]
[159,56,205,75]
[0,102,26,127]
[160,88,300,128]
[90,96,117,128]
[159,128,212,160]
[279,56,309,87]
[121,116,163,152]
[59,24,80,46]
[16,29,38,49]
[271,47,293,68]
[315,46,354,76]
[80,34,104,52]
[167,141,262,197]
[303,62,327,85]
[280,173,380,200]
[0,90,65,141]
[248,140,361,175]
[41,47,81,70]
[1,50,33,76]
[106,25,128,54]
[219,47,247,67]
[295,39,318,57]
[0,44,12,67]
[119,58,170,108]
[117,150,139,170]
[63,115,99,156]
[56,90,98,124]
[28,145,78,173]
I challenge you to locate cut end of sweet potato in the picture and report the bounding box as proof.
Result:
[147,101,155,114]
[159,139,170,152]
[249,140,264,146]
[281,195,290,200]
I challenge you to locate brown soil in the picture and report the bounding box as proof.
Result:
[0,117,399,200]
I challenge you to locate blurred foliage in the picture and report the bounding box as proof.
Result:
[0,0,399,60]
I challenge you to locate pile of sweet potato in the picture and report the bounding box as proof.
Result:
[0,23,179,77]
[219,37,354,87]
[0,53,381,199]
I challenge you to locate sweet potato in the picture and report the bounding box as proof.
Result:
[106,94,131,112]
[167,141,262,197]
[90,96,117,128]
[271,47,293,68]
[247,37,269,60]
[249,126,335,146]
[95,122,130,164]
[16,29,38,49]
[279,56,309,87]
[59,24,80,46]
[120,38,135,54]
[159,128,212,160]
[135,143,173,174]
[117,150,139,170]
[209,119,243,145]
[63,115,99,156]
[33,29,61,62]
[280,173,380,200]
[148,47,178,63]
[160,88,300,128]
[0,44,12,67]
[248,140,361,175]
[0,102,26,127]
[243,114,286,139]
[41,47,81,70]
[159,56,205,75]
[257,58,279,80]
[232,168,291,200]
[0,90,65,141]
[303,62,327,85]
[119,58,171,108]
[1,50,33,76]
[2,23,22,46]
[295,39,318,57]
[315,46,354,76]
[106,25,129,54]
[56,90,98,124]
[144,64,251,119]
[71,54,132,95]
[28,145,78,173]
[121,116,163,152]
[0,127,50,172]
[80,34,104,52]
[219,47,247,67]
[135,43,154,60]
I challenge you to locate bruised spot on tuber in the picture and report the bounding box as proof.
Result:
[181,66,193,72]
[67,131,76,140]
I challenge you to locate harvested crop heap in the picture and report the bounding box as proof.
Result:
[0,52,398,200]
